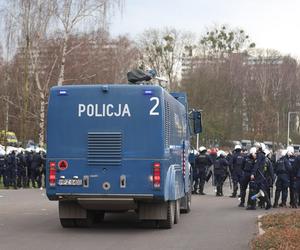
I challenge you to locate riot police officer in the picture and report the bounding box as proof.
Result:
[28,151,36,187]
[40,151,46,189]
[214,150,229,196]
[230,145,244,198]
[3,154,10,188]
[189,149,197,194]
[239,147,257,209]
[286,146,296,207]
[292,154,300,208]
[31,151,42,188]
[261,149,275,206]
[35,151,44,189]
[7,151,18,189]
[248,144,268,210]
[0,153,4,184]
[25,151,32,187]
[252,147,272,210]
[17,151,27,188]
[273,150,292,208]
[195,146,213,195]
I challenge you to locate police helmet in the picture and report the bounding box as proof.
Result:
[260,143,266,152]
[281,149,288,157]
[260,142,267,152]
[234,144,242,150]
[287,146,294,155]
[264,149,270,156]
[217,150,226,157]
[254,142,261,149]
[249,147,257,155]
[199,146,207,153]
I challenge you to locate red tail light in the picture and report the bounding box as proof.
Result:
[58,160,68,171]
[153,162,161,189]
[49,161,56,187]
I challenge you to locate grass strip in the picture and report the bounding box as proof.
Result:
[252,211,300,250]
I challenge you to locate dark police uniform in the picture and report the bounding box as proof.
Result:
[230,149,244,198]
[7,152,18,189]
[195,151,213,195]
[244,150,266,210]
[287,155,296,207]
[261,156,275,206]
[214,155,229,196]
[27,151,37,187]
[292,155,300,208]
[3,155,10,188]
[189,151,197,194]
[41,152,46,188]
[273,156,292,207]
[0,155,4,184]
[25,151,32,187]
[239,155,255,208]
[17,152,27,188]
[31,152,42,188]
[253,151,272,210]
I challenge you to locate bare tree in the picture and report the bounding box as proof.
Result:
[27,0,56,147]
[54,0,123,86]
[60,32,139,84]
[200,24,255,58]
[138,28,195,90]
[0,0,25,145]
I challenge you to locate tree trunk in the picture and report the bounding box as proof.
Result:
[33,64,46,147]
[21,40,30,146]
[57,32,68,86]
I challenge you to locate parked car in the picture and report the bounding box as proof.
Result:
[0,130,18,146]
[292,144,300,153]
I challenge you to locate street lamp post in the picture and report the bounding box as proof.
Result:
[287,111,300,146]
[276,112,279,136]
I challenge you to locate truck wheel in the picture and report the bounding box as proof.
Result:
[60,218,76,228]
[181,192,191,214]
[75,211,94,228]
[174,199,180,224]
[158,201,175,229]
[94,212,105,223]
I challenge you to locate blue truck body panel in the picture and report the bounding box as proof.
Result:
[46,84,191,205]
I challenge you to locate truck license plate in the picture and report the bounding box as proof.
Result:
[58,179,83,186]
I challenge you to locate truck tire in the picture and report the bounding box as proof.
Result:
[158,201,175,229]
[60,218,76,228]
[174,199,180,224]
[75,211,94,228]
[180,192,191,214]
[94,212,105,223]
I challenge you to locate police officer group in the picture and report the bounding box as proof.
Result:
[0,150,46,189]
[191,143,300,210]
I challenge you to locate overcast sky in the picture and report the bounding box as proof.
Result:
[110,0,300,58]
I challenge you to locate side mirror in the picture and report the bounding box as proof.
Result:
[191,110,202,134]
[194,111,202,134]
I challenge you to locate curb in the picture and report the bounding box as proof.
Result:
[257,215,265,235]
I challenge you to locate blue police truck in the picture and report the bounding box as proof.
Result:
[46,84,201,228]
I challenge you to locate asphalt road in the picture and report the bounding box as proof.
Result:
[0,184,272,250]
